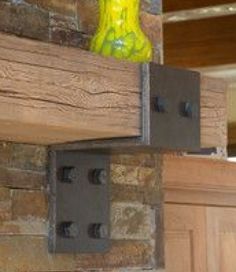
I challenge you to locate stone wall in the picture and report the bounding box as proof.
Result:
[0,0,163,61]
[0,1,164,271]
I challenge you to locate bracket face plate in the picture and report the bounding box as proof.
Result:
[49,150,110,253]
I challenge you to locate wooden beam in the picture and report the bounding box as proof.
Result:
[200,76,227,148]
[164,3,236,23]
[197,69,236,147]
[164,0,236,12]
[197,65,236,86]
[228,86,236,125]
[0,32,227,147]
[164,15,236,69]
[0,32,141,144]
[163,155,236,206]
[164,14,236,148]
[228,85,236,145]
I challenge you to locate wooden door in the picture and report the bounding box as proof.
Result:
[165,204,207,272]
[207,207,236,272]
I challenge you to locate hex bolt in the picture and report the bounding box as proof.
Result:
[59,222,79,238]
[89,223,108,239]
[90,169,107,185]
[183,102,192,118]
[154,96,167,113]
[61,167,77,183]
[180,102,194,118]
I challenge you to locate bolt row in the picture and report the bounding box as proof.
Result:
[60,167,107,185]
[58,222,108,239]
[155,97,197,118]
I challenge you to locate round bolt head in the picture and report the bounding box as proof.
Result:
[89,223,108,239]
[59,222,79,238]
[184,102,192,118]
[97,169,107,185]
[91,169,107,185]
[97,224,108,239]
[180,101,193,118]
[154,96,167,113]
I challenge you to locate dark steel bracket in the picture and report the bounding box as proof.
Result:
[49,150,110,253]
[48,63,201,254]
[52,63,201,153]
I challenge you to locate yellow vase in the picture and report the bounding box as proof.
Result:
[90,0,152,62]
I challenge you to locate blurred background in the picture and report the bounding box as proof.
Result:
[163,0,236,158]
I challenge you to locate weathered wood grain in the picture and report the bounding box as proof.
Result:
[200,76,227,148]
[0,32,140,144]
[0,32,227,147]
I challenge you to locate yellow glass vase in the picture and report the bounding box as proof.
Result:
[90,0,152,62]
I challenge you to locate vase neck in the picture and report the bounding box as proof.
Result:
[98,0,140,28]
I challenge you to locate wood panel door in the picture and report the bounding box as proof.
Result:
[165,204,207,272]
[207,207,236,272]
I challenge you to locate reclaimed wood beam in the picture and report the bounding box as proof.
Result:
[164,0,236,12]
[0,32,141,144]
[0,32,227,147]
[164,15,236,69]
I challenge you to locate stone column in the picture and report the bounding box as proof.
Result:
[0,1,164,271]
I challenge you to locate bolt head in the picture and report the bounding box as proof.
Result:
[180,101,198,119]
[154,96,167,113]
[89,223,108,239]
[59,222,79,238]
[183,102,192,118]
[90,169,107,185]
[60,167,77,183]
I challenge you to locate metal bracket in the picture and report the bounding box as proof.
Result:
[49,150,110,253]
[48,63,201,254]
[52,63,201,153]
[148,63,200,150]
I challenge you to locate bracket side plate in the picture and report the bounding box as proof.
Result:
[149,63,200,150]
